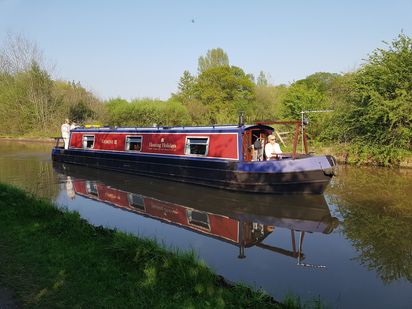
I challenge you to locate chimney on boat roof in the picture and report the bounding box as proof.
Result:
[238,111,245,127]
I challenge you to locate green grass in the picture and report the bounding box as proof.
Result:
[0,183,285,308]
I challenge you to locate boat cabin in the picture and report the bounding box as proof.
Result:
[53,121,334,194]
[65,124,276,162]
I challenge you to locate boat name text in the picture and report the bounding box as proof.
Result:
[149,142,177,149]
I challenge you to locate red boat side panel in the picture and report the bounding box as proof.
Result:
[208,134,238,159]
[98,185,129,206]
[70,133,83,148]
[208,216,239,242]
[70,132,238,159]
[144,198,239,242]
[73,181,86,194]
[143,198,187,225]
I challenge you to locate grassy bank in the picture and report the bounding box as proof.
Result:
[311,144,412,168]
[0,183,303,308]
[0,136,55,143]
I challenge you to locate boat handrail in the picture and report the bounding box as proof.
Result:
[53,137,64,148]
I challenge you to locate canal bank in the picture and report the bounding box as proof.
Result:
[0,183,288,308]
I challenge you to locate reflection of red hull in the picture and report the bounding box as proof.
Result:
[74,181,240,243]
[56,161,339,259]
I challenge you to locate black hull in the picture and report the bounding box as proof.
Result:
[52,148,333,194]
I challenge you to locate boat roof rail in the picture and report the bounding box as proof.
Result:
[74,123,275,132]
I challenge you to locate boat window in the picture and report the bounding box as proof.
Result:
[126,136,142,151]
[185,137,209,156]
[86,181,98,196]
[128,193,145,210]
[82,135,95,149]
[187,210,210,230]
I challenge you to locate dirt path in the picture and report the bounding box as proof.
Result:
[0,287,18,309]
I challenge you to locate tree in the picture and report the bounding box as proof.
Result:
[295,72,340,92]
[25,62,56,132]
[198,48,229,73]
[0,32,45,75]
[53,80,103,126]
[279,72,345,141]
[69,101,95,124]
[176,70,196,103]
[0,33,53,134]
[194,66,255,123]
[327,33,412,165]
[0,33,103,136]
[281,82,326,139]
[256,71,268,86]
[104,98,191,127]
[254,85,287,121]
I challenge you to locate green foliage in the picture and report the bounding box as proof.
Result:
[105,98,191,127]
[257,71,269,86]
[0,62,56,134]
[0,34,102,136]
[68,101,95,124]
[0,66,101,136]
[281,72,340,120]
[251,85,287,122]
[176,70,196,103]
[198,48,229,73]
[280,78,328,139]
[281,83,326,118]
[324,34,412,165]
[296,72,340,93]
[174,63,257,125]
[53,80,103,124]
[194,65,256,123]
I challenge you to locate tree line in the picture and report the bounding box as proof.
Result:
[0,34,411,166]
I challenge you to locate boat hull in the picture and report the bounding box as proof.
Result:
[51,148,336,194]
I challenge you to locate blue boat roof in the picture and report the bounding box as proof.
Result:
[73,124,274,133]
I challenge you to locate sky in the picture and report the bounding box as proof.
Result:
[1,0,412,101]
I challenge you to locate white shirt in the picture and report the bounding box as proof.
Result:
[61,123,71,138]
[265,142,282,158]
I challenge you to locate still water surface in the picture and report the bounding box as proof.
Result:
[1,140,411,308]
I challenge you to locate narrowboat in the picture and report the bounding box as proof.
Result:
[53,162,339,260]
[51,120,337,194]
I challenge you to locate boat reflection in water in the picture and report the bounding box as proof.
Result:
[54,162,339,265]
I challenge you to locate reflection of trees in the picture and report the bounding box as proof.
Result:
[0,141,59,199]
[328,166,412,283]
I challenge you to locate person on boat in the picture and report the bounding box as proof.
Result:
[61,118,71,149]
[265,134,282,159]
[70,121,79,130]
[252,136,264,161]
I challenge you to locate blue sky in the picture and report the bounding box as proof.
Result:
[1,0,411,100]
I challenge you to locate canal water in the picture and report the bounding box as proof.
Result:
[1,140,411,308]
